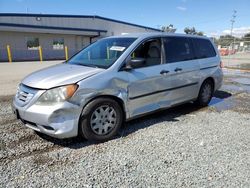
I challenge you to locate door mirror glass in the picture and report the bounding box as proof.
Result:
[129,58,146,68]
[122,57,146,71]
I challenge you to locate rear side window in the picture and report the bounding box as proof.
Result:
[163,37,195,63]
[193,38,216,58]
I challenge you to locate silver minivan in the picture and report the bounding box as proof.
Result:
[12,33,223,141]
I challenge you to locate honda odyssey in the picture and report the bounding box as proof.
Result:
[12,33,223,141]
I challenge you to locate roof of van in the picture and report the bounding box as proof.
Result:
[111,32,210,40]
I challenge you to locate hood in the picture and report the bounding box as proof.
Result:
[22,63,104,89]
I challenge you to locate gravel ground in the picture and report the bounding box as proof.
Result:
[0,69,250,187]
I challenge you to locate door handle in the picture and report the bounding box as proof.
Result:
[174,68,182,72]
[160,70,169,75]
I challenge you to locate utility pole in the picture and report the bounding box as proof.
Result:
[230,10,237,36]
[228,10,237,66]
[230,10,237,49]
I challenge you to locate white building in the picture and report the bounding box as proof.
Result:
[0,13,160,61]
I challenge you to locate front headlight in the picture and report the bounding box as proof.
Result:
[15,85,20,97]
[36,84,78,105]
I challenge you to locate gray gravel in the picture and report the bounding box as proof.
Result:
[0,70,250,187]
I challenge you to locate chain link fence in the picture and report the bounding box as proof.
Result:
[216,37,250,70]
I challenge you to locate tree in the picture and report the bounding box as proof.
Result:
[161,24,176,33]
[243,33,250,41]
[217,35,239,47]
[184,27,204,36]
[196,31,204,36]
[218,35,233,47]
[184,27,196,35]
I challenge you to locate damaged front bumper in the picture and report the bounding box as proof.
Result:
[12,99,81,139]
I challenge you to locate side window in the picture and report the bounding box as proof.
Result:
[131,38,162,68]
[194,38,216,58]
[163,37,195,63]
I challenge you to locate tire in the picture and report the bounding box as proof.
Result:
[195,80,214,107]
[79,98,123,141]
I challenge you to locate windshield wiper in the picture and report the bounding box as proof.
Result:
[82,64,99,68]
[72,63,99,68]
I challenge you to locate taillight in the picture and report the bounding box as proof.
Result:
[220,61,224,68]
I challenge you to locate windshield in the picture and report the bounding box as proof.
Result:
[67,37,136,69]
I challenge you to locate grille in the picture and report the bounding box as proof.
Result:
[15,84,36,106]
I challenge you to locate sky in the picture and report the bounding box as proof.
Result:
[0,0,250,37]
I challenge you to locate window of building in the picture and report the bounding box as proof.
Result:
[26,37,39,50]
[53,38,64,50]
[193,38,216,58]
[163,37,195,63]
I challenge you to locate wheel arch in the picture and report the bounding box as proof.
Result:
[77,94,127,136]
[201,77,215,92]
[89,95,126,117]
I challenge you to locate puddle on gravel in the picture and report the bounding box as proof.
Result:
[209,97,236,112]
[223,69,250,77]
[221,83,250,93]
[231,77,250,85]
[235,63,250,70]
[221,84,244,92]
[240,85,250,93]
[209,80,249,112]
[209,89,238,112]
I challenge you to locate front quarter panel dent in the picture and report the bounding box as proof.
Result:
[73,76,129,119]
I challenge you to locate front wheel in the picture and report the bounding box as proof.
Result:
[79,98,123,141]
[195,80,214,107]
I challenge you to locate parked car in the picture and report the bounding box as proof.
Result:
[219,48,229,56]
[12,33,223,141]
[219,47,236,56]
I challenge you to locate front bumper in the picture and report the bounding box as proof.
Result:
[12,98,81,139]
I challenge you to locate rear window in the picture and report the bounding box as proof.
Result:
[163,37,195,63]
[193,38,216,58]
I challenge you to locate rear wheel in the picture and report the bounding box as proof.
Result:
[195,80,214,107]
[79,98,123,141]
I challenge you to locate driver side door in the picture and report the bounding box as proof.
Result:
[126,38,172,117]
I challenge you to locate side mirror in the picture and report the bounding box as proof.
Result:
[130,58,146,65]
[123,57,145,71]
